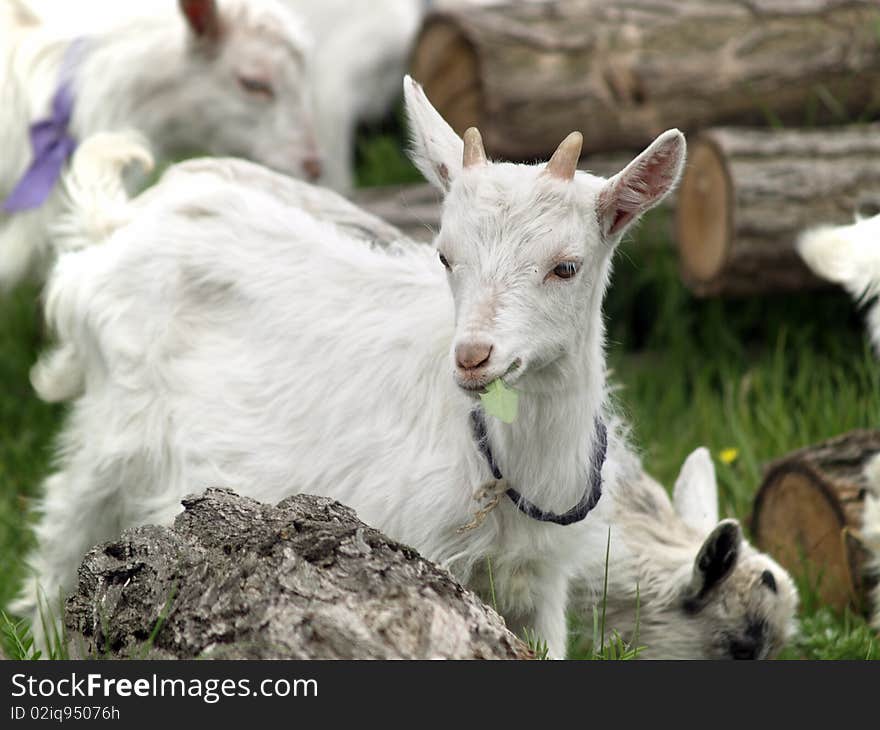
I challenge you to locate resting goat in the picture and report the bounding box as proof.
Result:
[0,0,319,289]
[16,77,685,658]
[572,448,798,659]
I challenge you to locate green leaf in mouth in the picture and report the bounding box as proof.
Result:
[480,378,519,424]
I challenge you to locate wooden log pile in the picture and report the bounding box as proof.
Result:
[411,0,880,160]
[751,431,880,614]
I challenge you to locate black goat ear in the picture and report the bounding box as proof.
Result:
[685,520,742,606]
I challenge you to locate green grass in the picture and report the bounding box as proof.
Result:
[0,285,60,611]
[0,116,878,660]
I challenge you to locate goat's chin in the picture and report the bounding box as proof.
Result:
[455,383,484,397]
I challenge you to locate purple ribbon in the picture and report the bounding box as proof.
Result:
[3,40,83,213]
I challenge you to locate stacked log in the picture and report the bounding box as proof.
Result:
[676,126,880,296]
[751,431,880,614]
[411,0,880,161]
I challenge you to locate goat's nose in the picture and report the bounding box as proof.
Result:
[302,155,323,182]
[455,342,493,371]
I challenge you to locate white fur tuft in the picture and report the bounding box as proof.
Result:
[798,215,880,355]
[53,130,153,252]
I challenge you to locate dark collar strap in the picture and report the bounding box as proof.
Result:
[469,408,607,526]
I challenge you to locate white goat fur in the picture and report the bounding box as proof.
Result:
[289,0,425,192]
[572,448,798,659]
[17,78,685,658]
[798,213,880,356]
[0,0,316,289]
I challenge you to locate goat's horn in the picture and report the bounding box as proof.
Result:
[462,127,487,169]
[545,132,583,181]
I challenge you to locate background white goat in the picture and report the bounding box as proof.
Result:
[798,213,880,356]
[23,0,428,193]
[289,0,425,192]
[572,447,798,659]
[15,77,685,658]
[0,0,318,289]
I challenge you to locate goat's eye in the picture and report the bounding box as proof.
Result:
[760,570,777,593]
[550,261,580,280]
[237,75,275,100]
[438,252,451,270]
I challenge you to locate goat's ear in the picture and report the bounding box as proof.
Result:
[685,519,742,605]
[179,0,222,41]
[598,129,686,240]
[403,75,464,193]
[672,447,719,534]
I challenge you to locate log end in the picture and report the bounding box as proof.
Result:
[410,13,483,139]
[675,138,732,293]
[752,465,868,613]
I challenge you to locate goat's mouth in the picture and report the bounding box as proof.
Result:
[454,359,523,395]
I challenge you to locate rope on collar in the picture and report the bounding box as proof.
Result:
[469,408,607,526]
[3,38,86,213]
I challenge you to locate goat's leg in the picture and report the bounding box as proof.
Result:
[526,574,570,660]
[495,566,570,659]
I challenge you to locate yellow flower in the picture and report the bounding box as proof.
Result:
[719,448,739,465]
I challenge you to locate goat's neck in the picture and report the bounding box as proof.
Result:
[481,295,608,515]
[71,22,192,159]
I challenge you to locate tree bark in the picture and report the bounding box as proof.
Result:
[751,430,880,614]
[65,488,531,660]
[410,0,880,160]
[676,125,880,296]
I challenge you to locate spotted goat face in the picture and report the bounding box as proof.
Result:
[177,0,322,181]
[680,520,799,659]
[673,450,799,660]
[402,77,686,394]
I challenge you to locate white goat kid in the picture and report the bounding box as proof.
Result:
[0,0,318,289]
[18,77,685,658]
[797,213,880,356]
[572,448,798,659]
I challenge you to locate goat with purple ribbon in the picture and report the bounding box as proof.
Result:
[0,0,321,290]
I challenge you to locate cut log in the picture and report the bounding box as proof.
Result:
[751,430,880,614]
[676,126,880,296]
[411,0,880,161]
[65,488,531,659]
